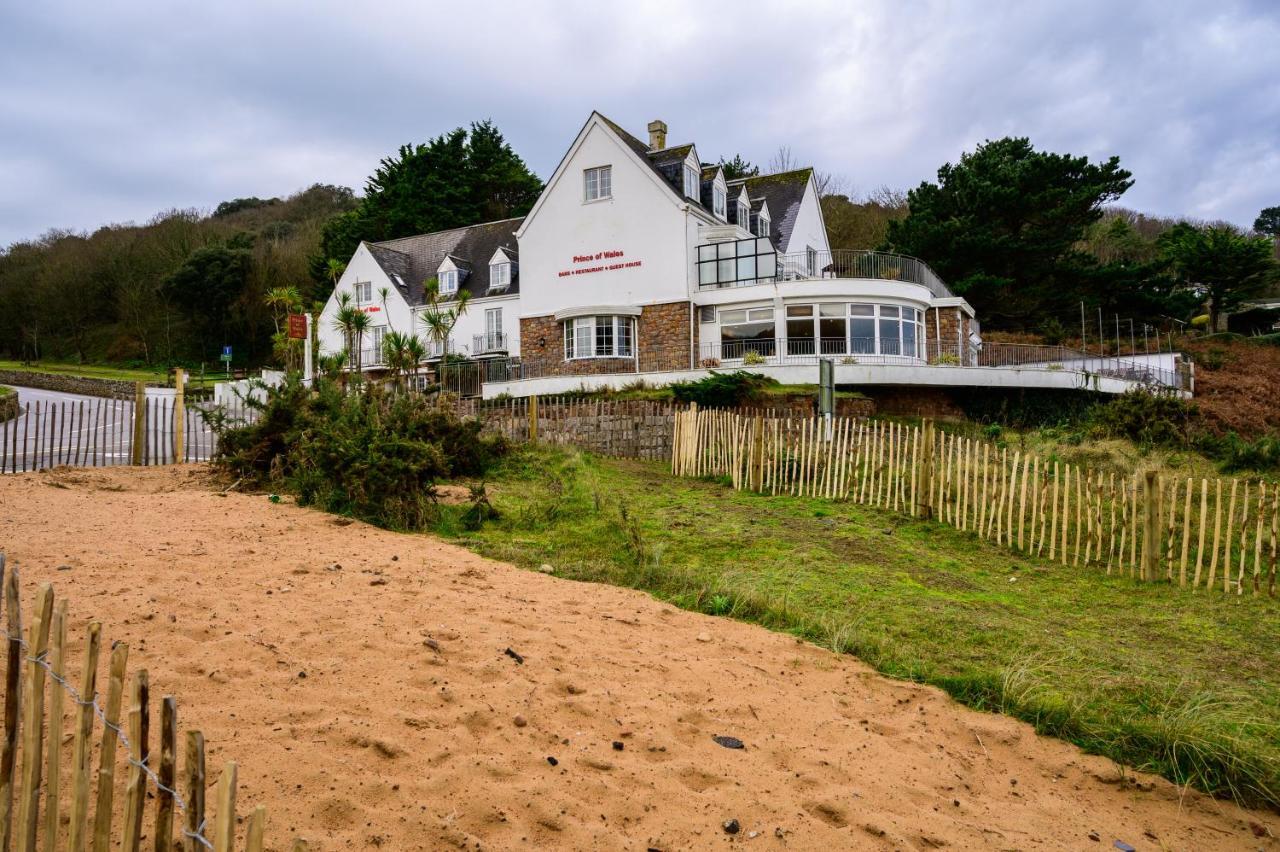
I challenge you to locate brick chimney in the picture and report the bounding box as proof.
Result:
[647,119,667,151]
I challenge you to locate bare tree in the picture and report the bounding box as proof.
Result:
[768,146,796,174]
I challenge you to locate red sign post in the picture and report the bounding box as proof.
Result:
[287,314,308,340]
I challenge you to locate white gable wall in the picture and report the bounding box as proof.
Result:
[780,177,830,256]
[517,118,691,319]
[317,243,414,357]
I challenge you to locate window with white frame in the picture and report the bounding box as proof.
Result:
[439,270,458,295]
[563,316,634,359]
[718,307,775,357]
[782,303,925,358]
[489,261,511,291]
[757,213,770,237]
[584,166,612,201]
[369,326,387,361]
[354,281,372,302]
[737,200,749,229]
[483,308,503,350]
[684,165,699,198]
[713,187,726,219]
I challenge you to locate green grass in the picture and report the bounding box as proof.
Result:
[0,360,232,385]
[439,446,1280,810]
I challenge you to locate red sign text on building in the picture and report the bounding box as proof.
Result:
[558,249,642,278]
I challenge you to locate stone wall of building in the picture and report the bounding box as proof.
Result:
[518,301,694,377]
[0,370,163,399]
[924,306,974,365]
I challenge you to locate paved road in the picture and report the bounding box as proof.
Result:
[1,384,222,472]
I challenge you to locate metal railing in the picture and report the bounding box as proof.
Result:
[701,249,953,298]
[472,332,509,354]
[455,338,1186,392]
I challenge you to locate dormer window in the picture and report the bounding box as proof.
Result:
[684,165,699,199]
[584,166,612,202]
[757,213,770,237]
[737,201,749,229]
[489,262,512,291]
[439,270,459,295]
[713,187,726,220]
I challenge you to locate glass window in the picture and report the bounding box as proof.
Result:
[438,271,457,295]
[489,262,510,290]
[696,237,779,288]
[819,305,846,356]
[879,310,902,356]
[684,165,698,198]
[737,202,749,228]
[355,281,372,302]
[564,316,633,359]
[849,304,875,354]
[758,214,770,237]
[713,187,726,219]
[719,306,774,359]
[584,166,612,201]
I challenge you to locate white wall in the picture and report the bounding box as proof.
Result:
[419,294,521,355]
[781,177,830,256]
[517,119,692,319]
[316,243,414,357]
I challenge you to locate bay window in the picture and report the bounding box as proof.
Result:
[779,303,926,358]
[564,316,634,359]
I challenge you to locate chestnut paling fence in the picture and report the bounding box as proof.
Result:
[0,553,312,851]
[671,407,1279,598]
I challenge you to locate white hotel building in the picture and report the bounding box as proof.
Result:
[318,113,1186,399]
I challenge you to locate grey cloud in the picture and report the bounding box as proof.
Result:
[1,0,1277,245]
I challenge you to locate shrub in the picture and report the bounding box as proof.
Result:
[1089,389,1196,449]
[1197,432,1280,473]
[742,350,766,365]
[669,371,778,408]
[213,375,508,530]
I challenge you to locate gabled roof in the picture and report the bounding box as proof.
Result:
[730,168,813,250]
[367,216,523,305]
[596,114,720,218]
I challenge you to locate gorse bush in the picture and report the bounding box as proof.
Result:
[1088,388,1197,448]
[669,370,778,408]
[213,375,507,529]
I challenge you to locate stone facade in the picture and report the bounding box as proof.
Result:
[924,307,974,365]
[518,301,694,377]
[0,370,163,399]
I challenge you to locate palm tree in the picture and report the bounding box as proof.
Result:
[326,258,347,291]
[380,330,420,389]
[265,285,303,371]
[418,277,471,366]
[404,334,427,389]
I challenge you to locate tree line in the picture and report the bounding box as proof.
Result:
[2,122,1276,370]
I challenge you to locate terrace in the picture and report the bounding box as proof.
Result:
[470,339,1191,399]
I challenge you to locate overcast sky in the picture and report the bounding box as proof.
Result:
[2,0,1278,247]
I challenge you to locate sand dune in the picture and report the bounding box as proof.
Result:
[0,465,1274,850]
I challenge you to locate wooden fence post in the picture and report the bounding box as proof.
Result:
[130,383,146,466]
[1142,471,1159,582]
[527,394,538,443]
[173,368,185,464]
[917,420,935,520]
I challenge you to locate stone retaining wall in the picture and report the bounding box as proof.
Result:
[0,370,163,399]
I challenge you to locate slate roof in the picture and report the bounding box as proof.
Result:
[368,217,523,306]
[729,169,812,251]
[596,115,816,249]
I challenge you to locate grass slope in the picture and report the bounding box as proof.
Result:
[0,360,231,384]
[438,446,1280,810]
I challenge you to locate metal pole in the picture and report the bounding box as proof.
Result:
[1080,302,1087,354]
[304,314,314,384]
[1115,315,1121,358]
[1129,319,1135,357]
[1098,307,1104,355]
